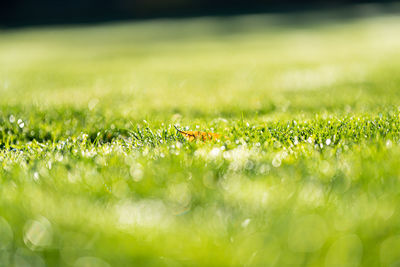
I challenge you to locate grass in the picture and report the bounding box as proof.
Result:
[1,5,400,266]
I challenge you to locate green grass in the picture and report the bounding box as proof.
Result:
[1,6,400,266]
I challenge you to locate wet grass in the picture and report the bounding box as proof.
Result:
[1,7,400,266]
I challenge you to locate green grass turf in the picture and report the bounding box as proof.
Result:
[1,6,400,266]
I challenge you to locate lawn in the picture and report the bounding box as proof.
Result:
[1,6,400,266]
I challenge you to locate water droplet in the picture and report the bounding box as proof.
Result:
[130,164,143,182]
[326,139,331,145]
[294,136,299,145]
[116,200,170,229]
[386,140,392,148]
[17,119,24,128]
[325,139,332,146]
[272,156,281,168]
[55,153,63,162]
[23,217,53,250]
[9,115,15,123]
[241,218,251,228]
[209,147,220,158]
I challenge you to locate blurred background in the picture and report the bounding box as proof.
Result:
[1,0,398,27]
[2,0,400,266]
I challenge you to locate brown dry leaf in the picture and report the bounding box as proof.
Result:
[175,125,220,141]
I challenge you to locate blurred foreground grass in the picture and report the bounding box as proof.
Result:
[1,6,400,266]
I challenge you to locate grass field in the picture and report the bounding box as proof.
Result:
[1,6,400,266]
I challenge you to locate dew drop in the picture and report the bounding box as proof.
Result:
[241,218,251,228]
[326,139,331,145]
[17,119,24,128]
[272,156,281,168]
